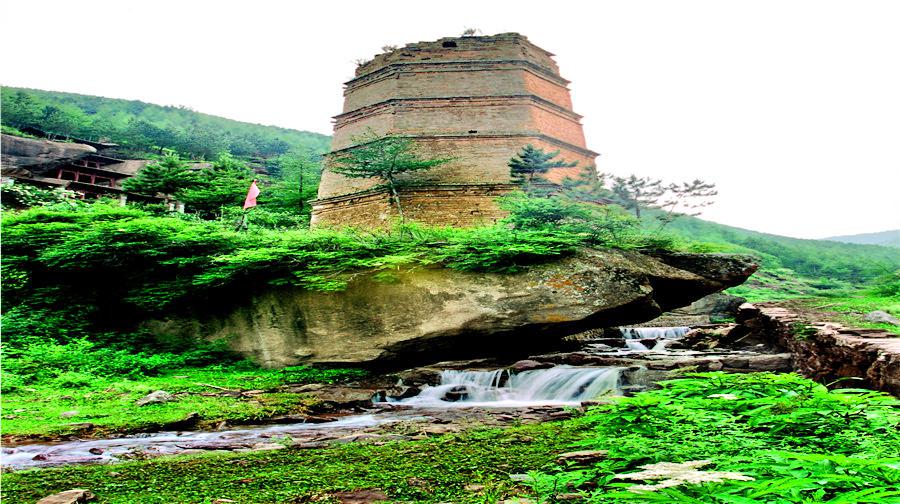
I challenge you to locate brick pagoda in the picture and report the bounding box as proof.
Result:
[310,33,598,228]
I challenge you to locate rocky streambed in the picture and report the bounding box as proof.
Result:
[1,322,793,471]
[7,301,897,472]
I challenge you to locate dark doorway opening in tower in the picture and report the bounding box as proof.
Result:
[442,41,458,48]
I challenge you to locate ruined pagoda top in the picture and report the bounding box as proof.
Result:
[351,32,561,81]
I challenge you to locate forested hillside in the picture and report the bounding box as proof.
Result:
[0,86,330,160]
[653,211,900,298]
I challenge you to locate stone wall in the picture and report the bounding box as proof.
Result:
[738,303,900,395]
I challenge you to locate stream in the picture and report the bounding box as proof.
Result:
[1,326,775,470]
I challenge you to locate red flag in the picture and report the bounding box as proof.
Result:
[243,180,260,210]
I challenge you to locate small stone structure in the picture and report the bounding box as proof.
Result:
[311,33,598,228]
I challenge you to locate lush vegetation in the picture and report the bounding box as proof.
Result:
[652,211,900,299]
[0,86,330,159]
[525,372,900,503]
[792,292,900,335]
[3,373,897,503]
[1,196,666,318]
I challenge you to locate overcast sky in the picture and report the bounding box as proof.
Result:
[4,0,899,239]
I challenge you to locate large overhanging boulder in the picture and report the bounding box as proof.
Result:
[1,134,96,176]
[148,249,757,368]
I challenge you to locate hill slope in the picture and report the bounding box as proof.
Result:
[824,230,900,248]
[0,86,330,159]
[654,213,900,298]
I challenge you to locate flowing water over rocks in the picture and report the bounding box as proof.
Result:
[0,325,791,470]
[394,367,621,407]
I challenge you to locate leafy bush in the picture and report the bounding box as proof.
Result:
[499,192,675,251]
[0,183,76,209]
[525,372,900,502]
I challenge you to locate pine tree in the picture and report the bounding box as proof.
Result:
[329,133,449,222]
[610,175,665,219]
[123,154,198,200]
[508,145,578,185]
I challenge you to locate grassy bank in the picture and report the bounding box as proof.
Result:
[3,373,898,503]
[1,364,366,440]
[795,294,900,335]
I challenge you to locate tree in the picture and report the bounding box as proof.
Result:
[39,105,85,138]
[267,149,321,215]
[178,153,256,217]
[329,133,449,222]
[2,91,41,128]
[558,166,612,204]
[508,145,577,185]
[123,154,198,202]
[610,175,717,226]
[609,175,665,219]
[655,179,718,229]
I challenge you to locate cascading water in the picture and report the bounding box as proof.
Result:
[620,327,690,340]
[625,340,651,352]
[397,366,621,407]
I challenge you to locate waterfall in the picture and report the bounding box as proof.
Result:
[620,327,690,340]
[399,366,621,407]
[625,340,650,352]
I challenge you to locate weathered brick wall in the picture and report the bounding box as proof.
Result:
[317,136,595,199]
[310,184,515,229]
[335,97,564,150]
[523,72,573,110]
[528,106,586,147]
[343,65,571,113]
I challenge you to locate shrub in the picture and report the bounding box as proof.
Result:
[0,183,76,209]
[525,372,900,502]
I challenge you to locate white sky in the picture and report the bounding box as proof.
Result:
[3,0,899,239]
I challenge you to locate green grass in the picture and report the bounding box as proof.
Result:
[797,294,900,335]
[3,373,898,503]
[1,365,366,439]
[1,422,578,503]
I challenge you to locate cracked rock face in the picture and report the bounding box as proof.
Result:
[148,249,757,368]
